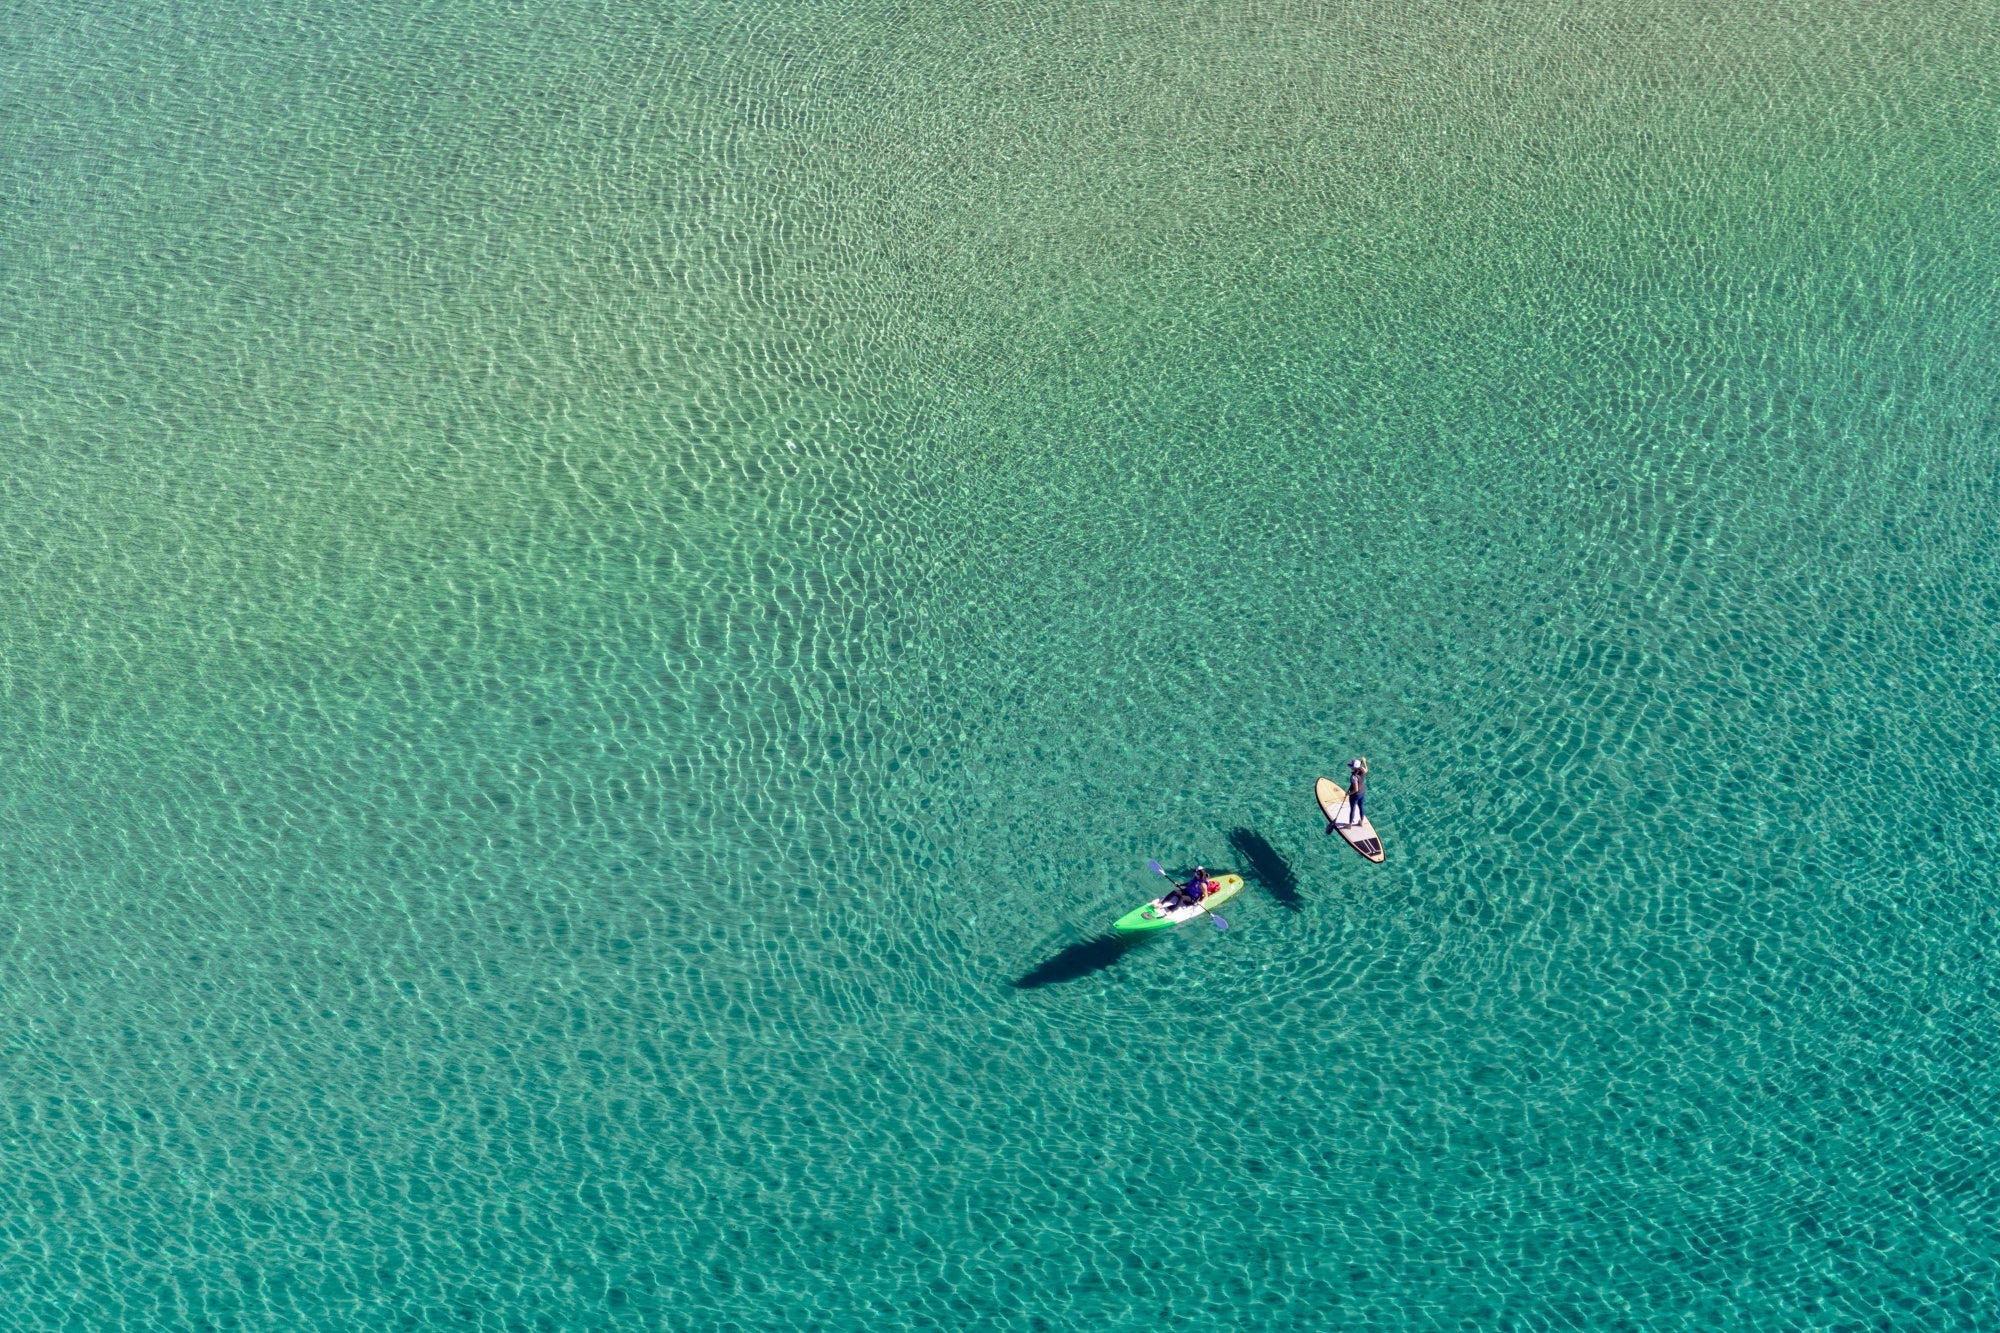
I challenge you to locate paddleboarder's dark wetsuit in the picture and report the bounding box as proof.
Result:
[1346,761,1366,826]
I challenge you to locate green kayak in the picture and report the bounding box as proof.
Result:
[1113,874,1244,933]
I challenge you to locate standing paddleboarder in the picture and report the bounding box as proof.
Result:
[1316,763,1385,863]
[1333,757,1367,829]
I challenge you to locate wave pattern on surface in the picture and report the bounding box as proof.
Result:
[1,0,1997,1328]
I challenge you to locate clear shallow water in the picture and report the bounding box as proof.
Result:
[3,0,1998,1327]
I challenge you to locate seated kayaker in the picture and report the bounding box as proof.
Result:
[1170,867,1211,909]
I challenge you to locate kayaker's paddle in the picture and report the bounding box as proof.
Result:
[1148,860,1229,932]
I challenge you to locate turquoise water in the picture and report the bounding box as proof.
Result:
[4,0,1999,1327]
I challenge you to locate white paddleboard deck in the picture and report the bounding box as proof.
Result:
[1316,776,1384,863]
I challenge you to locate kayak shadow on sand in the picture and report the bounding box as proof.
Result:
[1226,828,1304,911]
[1012,934,1139,989]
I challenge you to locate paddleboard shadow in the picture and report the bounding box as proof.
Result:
[1226,828,1304,910]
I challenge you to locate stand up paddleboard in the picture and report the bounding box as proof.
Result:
[1113,874,1244,933]
[1316,776,1384,863]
